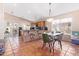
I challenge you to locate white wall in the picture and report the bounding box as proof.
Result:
[0,4,6,39]
[46,10,79,33]
[53,10,79,32]
[46,19,53,32]
[4,12,31,30]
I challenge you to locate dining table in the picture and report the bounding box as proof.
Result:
[47,32,63,36]
[46,32,63,40]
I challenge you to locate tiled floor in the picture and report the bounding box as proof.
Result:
[2,36,79,56]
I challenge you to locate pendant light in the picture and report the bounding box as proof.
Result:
[47,3,53,22]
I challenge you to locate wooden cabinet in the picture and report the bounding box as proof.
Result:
[31,21,48,30]
[35,21,45,27]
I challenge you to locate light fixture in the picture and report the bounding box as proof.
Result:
[47,18,53,22]
[46,3,53,22]
[49,3,52,17]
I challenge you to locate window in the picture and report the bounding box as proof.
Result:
[53,18,72,24]
[52,18,72,34]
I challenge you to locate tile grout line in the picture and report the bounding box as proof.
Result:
[64,46,70,56]
[10,35,20,56]
[8,36,16,56]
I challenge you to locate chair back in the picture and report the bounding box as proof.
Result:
[42,34,50,43]
[54,33,63,40]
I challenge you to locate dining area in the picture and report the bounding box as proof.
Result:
[11,27,79,56]
[4,28,78,56]
[3,17,73,56]
[2,15,74,56]
[1,3,79,56]
[19,28,63,54]
[2,17,79,56]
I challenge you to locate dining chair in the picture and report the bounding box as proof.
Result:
[42,34,54,52]
[37,31,43,40]
[23,31,31,42]
[0,39,5,55]
[53,33,63,50]
[29,30,39,40]
[29,33,35,40]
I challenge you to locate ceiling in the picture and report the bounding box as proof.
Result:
[4,3,79,22]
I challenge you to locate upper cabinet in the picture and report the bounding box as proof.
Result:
[36,21,46,27]
[32,21,46,27]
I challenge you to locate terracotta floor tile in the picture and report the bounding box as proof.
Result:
[4,51,13,56]
[2,36,79,56]
[65,52,77,56]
